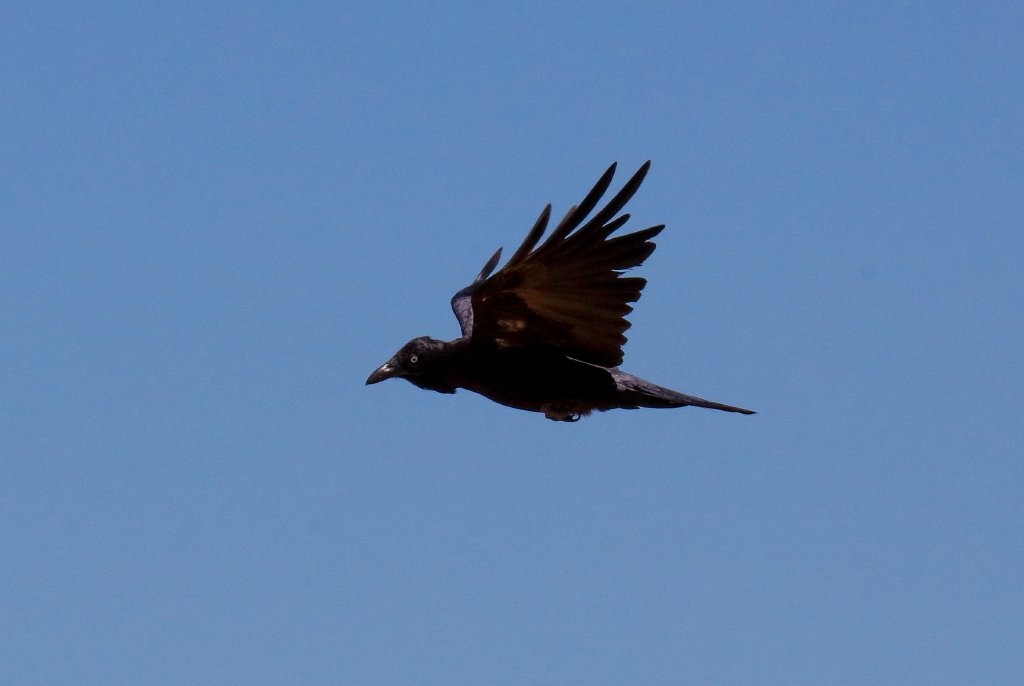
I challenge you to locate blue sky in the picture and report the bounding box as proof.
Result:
[3,2,1022,684]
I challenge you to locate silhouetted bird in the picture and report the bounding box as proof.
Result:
[366,162,754,421]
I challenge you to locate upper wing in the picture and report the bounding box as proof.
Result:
[450,161,664,368]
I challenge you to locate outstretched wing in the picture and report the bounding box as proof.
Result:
[450,161,663,368]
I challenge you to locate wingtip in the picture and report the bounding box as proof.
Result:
[596,163,618,190]
[474,247,503,283]
[607,160,650,173]
[631,160,652,183]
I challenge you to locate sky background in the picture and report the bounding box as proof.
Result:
[3,2,1022,684]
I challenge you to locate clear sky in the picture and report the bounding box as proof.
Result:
[3,2,1022,684]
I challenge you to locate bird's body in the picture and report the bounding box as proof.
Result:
[367,162,754,421]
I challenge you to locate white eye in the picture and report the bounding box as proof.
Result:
[409,354,419,365]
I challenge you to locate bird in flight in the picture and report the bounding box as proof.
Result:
[366,162,754,421]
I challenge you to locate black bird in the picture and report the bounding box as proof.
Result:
[366,162,754,421]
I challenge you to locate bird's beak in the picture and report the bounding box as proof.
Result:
[366,359,399,385]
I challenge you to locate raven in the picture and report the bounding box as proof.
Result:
[366,162,754,422]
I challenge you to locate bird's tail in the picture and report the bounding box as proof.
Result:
[612,371,755,415]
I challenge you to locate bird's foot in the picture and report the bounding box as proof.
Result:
[542,404,583,422]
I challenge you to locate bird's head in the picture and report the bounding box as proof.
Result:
[365,336,456,392]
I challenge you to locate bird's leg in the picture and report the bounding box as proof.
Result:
[542,404,582,422]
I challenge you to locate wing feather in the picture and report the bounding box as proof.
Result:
[451,162,663,367]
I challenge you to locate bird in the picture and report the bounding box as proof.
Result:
[366,161,754,422]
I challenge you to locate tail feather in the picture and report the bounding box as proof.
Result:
[612,371,755,415]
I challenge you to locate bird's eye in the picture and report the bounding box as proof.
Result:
[409,354,419,365]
